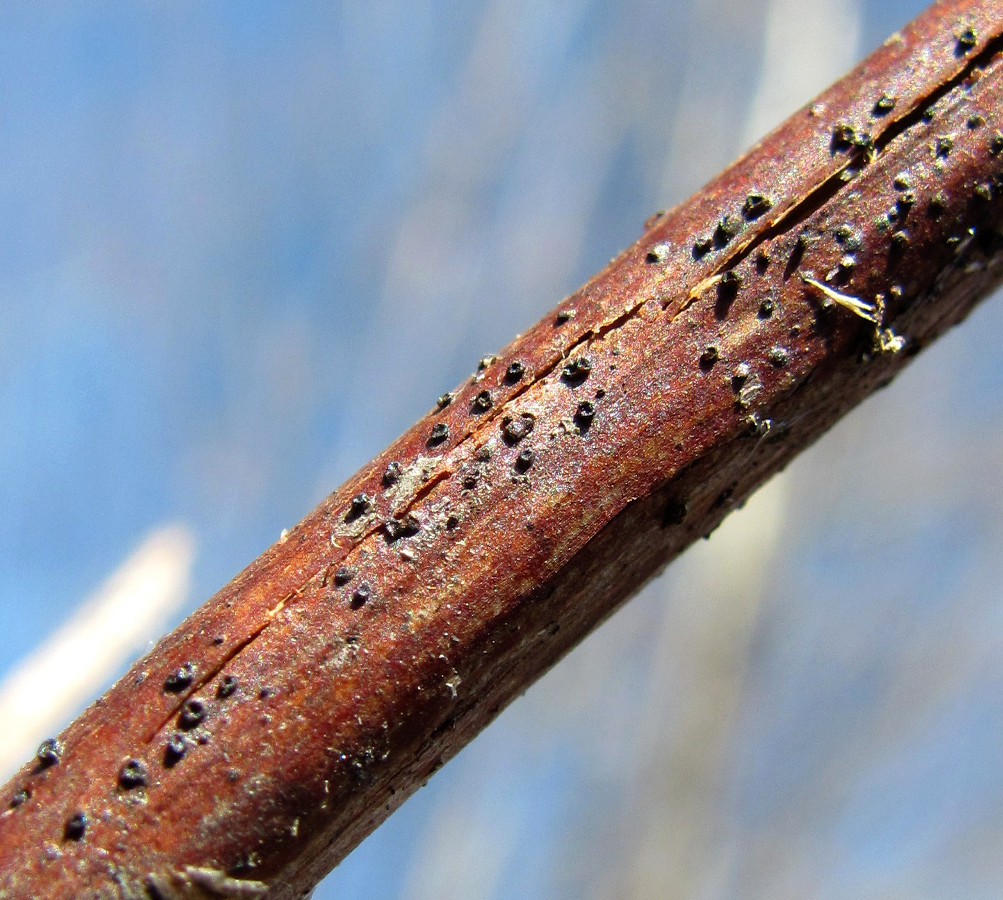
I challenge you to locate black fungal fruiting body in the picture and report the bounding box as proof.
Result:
[217,675,239,698]
[742,193,773,220]
[574,401,596,432]
[515,448,535,473]
[179,699,206,730]
[873,94,896,114]
[118,759,148,790]
[561,357,592,384]
[333,566,356,587]
[36,738,61,769]
[351,583,372,609]
[382,460,403,486]
[9,788,29,808]
[428,423,450,446]
[472,391,493,412]
[646,242,671,263]
[699,346,719,371]
[165,733,188,766]
[505,361,525,382]
[384,515,421,542]
[502,414,534,444]
[64,813,87,841]
[163,663,195,694]
[346,493,373,521]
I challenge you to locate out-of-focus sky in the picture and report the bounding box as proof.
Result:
[4,1,1003,897]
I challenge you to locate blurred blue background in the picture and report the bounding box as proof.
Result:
[4,1,1003,897]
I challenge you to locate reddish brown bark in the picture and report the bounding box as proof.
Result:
[3,2,1003,897]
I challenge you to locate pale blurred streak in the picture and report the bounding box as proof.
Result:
[0,525,194,782]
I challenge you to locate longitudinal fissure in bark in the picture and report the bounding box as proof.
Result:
[3,2,1003,899]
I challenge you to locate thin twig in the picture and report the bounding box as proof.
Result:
[2,2,1003,898]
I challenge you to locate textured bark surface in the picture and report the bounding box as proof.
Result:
[3,1,1003,897]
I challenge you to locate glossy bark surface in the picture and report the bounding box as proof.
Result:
[2,2,1003,897]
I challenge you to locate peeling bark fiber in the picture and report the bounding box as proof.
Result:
[3,2,1003,897]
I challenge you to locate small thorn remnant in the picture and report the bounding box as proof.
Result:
[36,738,61,769]
[800,273,879,323]
[119,759,149,790]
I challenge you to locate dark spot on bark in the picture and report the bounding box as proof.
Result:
[10,787,30,808]
[346,493,373,522]
[36,738,61,769]
[574,401,596,432]
[164,733,187,767]
[445,514,460,530]
[64,812,87,841]
[742,193,773,220]
[179,699,206,730]
[928,192,948,218]
[217,675,239,699]
[893,173,911,190]
[713,486,735,509]
[119,759,148,790]
[502,414,535,445]
[662,498,688,527]
[334,566,356,586]
[382,461,403,487]
[890,230,910,255]
[699,346,720,371]
[935,135,954,157]
[164,663,195,694]
[461,471,480,490]
[428,423,450,446]
[974,183,993,202]
[968,114,986,129]
[436,393,454,410]
[505,361,526,383]
[259,686,275,699]
[515,448,535,473]
[990,133,1003,156]
[758,298,775,318]
[351,583,372,609]
[555,309,574,325]
[755,250,771,273]
[561,357,592,385]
